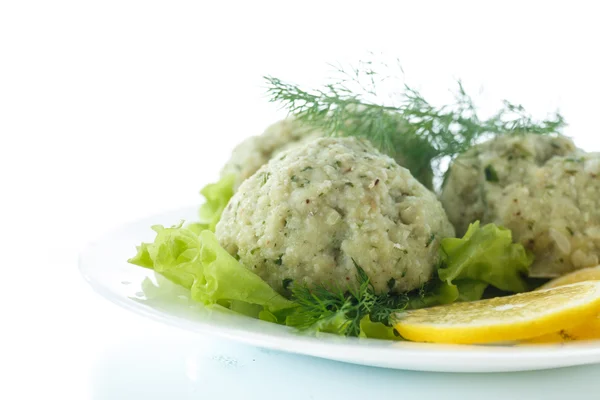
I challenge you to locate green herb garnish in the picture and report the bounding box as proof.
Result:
[286,259,410,336]
[265,59,565,185]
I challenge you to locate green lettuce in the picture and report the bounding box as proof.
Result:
[455,279,489,302]
[128,217,533,339]
[359,315,402,341]
[407,281,460,309]
[304,312,352,335]
[187,174,235,233]
[128,224,294,312]
[438,221,532,293]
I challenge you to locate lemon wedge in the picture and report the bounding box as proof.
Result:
[537,265,600,290]
[393,282,600,344]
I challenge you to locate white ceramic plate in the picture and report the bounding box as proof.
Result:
[79,206,600,373]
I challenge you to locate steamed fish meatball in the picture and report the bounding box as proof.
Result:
[441,134,600,277]
[216,137,455,295]
[221,117,434,190]
[441,134,577,235]
[220,118,321,190]
[494,153,600,277]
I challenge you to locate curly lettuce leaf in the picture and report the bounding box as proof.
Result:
[128,224,294,312]
[284,308,351,335]
[229,301,264,318]
[129,222,200,289]
[455,279,488,302]
[194,230,294,311]
[407,281,459,309]
[194,174,235,232]
[305,312,352,335]
[359,315,402,341]
[129,218,529,339]
[438,221,532,293]
[258,309,279,323]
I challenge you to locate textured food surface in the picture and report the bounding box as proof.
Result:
[216,137,455,294]
[441,134,600,277]
[220,118,322,190]
[220,116,434,190]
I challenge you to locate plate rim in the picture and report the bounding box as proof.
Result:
[79,205,600,373]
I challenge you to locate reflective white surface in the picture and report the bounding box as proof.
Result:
[80,206,600,373]
[93,330,600,400]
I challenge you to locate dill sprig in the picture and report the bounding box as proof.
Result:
[286,260,409,337]
[264,60,566,184]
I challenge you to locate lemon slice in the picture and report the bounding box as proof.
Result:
[524,266,600,344]
[526,266,600,344]
[525,315,600,344]
[393,282,600,344]
[538,265,600,290]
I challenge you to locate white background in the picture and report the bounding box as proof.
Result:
[1,1,600,398]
